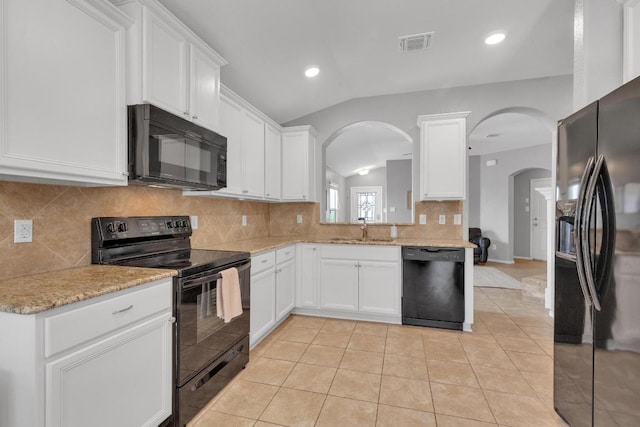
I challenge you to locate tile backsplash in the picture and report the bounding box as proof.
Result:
[0,181,463,279]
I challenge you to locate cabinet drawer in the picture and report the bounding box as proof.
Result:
[252,251,276,274]
[276,245,295,264]
[320,244,400,262]
[44,280,172,358]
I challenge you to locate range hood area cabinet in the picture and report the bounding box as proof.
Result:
[417,112,470,201]
[0,0,131,186]
[115,0,227,134]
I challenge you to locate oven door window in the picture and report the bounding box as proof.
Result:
[148,125,220,186]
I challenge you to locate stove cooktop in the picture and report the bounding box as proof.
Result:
[116,249,250,277]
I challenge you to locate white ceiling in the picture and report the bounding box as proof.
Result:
[158,0,574,124]
[468,113,552,156]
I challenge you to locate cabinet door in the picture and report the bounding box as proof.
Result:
[189,45,221,132]
[144,9,189,118]
[281,132,309,200]
[319,259,359,311]
[46,313,172,427]
[358,261,401,315]
[419,116,467,200]
[297,245,319,308]
[250,268,276,346]
[276,258,296,320]
[218,95,244,194]
[242,110,266,197]
[1,0,128,185]
[265,124,282,200]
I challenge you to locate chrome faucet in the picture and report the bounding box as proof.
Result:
[359,218,368,240]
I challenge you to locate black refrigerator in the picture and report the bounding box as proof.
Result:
[555,76,640,426]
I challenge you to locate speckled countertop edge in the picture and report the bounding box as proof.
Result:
[0,265,177,315]
[204,236,476,254]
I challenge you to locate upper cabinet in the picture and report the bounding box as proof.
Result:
[281,126,317,202]
[264,124,282,200]
[0,0,132,186]
[417,112,470,200]
[116,0,227,133]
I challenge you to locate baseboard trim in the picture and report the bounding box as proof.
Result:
[513,256,533,260]
[486,258,515,264]
[292,307,402,324]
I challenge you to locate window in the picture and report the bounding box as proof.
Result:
[356,191,376,222]
[328,185,339,223]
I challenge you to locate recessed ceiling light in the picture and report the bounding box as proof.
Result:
[358,169,369,176]
[484,31,506,45]
[304,66,320,78]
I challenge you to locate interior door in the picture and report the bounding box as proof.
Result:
[350,186,383,223]
[531,178,551,260]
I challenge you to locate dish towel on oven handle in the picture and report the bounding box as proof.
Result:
[216,267,243,323]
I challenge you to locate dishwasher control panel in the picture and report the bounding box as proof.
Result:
[402,246,465,262]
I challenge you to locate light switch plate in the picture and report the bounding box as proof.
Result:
[14,219,32,243]
[453,214,461,225]
[242,215,247,226]
[296,214,303,224]
[439,215,446,225]
[419,214,427,225]
[190,215,198,230]
[525,206,530,212]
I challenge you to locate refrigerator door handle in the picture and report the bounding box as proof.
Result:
[594,155,616,302]
[574,156,596,307]
[581,154,605,311]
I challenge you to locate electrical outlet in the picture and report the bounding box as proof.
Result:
[189,215,198,230]
[492,244,497,250]
[296,214,303,224]
[14,219,32,243]
[439,215,446,225]
[419,214,427,225]
[242,215,247,227]
[453,214,461,225]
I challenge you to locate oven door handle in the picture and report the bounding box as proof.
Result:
[181,262,250,291]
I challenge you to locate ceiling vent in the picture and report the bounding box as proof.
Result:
[399,32,434,53]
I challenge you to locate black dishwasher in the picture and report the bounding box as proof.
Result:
[402,246,465,330]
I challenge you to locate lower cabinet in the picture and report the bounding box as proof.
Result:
[296,244,319,308]
[276,257,296,319]
[319,259,359,311]
[358,261,400,315]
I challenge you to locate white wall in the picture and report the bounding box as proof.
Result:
[386,159,412,224]
[468,156,481,228]
[473,145,552,263]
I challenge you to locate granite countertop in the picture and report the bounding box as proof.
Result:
[0,265,177,315]
[206,236,476,254]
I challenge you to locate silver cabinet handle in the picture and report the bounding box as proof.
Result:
[192,115,198,120]
[112,304,133,315]
[242,190,249,194]
[183,111,189,116]
[261,259,268,263]
[168,317,176,324]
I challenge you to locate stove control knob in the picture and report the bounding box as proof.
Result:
[106,223,116,233]
[117,223,128,233]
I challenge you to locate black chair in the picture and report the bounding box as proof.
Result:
[469,228,491,264]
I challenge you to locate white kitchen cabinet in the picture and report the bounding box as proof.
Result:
[0,278,173,427]
[265,124,283,200]
[281,126,317,201]
[296,244,319,308]
[216,94,265,198]
[250,251,277,347]
[118,0,226,132]
[275,246,296,319]
[417,112,470,200]
[319,259,359,311]
[358,261,400,315]
[0,0,130,186]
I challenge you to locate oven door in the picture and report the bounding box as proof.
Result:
[176,261,250,387]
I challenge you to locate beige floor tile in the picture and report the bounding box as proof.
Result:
[239,357,295,386]
[382,353,429,381]
[328,369,381,402]
[210,379,278,419]
[385,335,425,357]
[506,351,553,374]
[190,410,255,427]
[494,335,545,355]
[299,344,345,367]
[340,349,384,374]
[376,404,436,427]
[251,338,275,359]
[379,375,434,412]
[534,338,554,356]
[521,325,554,340]
[259,387,325,427]
[312,331,352,348]
[430,382,495,423]
[287,315,327,329]
[321,318,357,333]
[484,390,564,427]
[485,321,528,338]
[253,422,283,427]
[473,365,537,396]
[277,326,319,344]
[282,363,337,394]
[387,324,425,338]
[424,339,469,363]
[316,396,377,427]
[354,321,388,337]
[459,333,497,348]
[348,333,386,353]
[521,371,554,403]
[469,321,493,335]
[262,340,309,362]
[427,359,479,387]
[435,414,498,426]
[463,343,517,369]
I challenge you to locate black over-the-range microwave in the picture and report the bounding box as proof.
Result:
[128,104,227,191]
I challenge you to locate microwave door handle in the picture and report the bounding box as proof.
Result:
[575,156,596,307]
[581,155,605,311]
